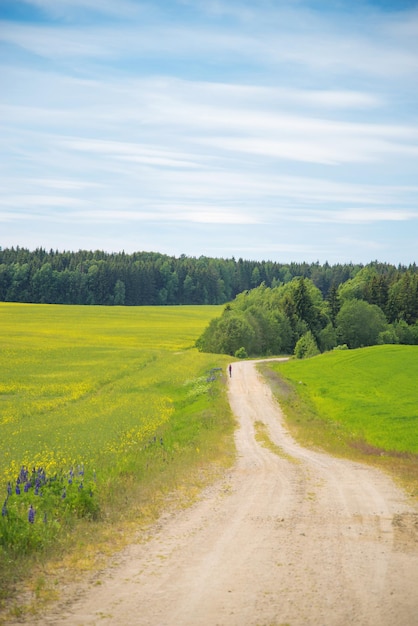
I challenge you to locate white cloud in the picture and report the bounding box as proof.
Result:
[336,209,418,224]
[30,178,102,191]
[284,208,418,225]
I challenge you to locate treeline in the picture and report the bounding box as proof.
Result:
[196,268,418,358]
[1,247,417,307]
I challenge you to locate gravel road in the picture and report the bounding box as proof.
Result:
[32,359,418,625]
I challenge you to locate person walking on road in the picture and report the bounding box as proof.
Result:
[228,364,232,378]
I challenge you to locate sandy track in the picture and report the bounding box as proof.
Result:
[31,359,418,625]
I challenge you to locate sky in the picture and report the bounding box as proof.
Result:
[0,0,417,264]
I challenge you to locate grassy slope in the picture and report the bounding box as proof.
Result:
[263,345,418,497]
[0,303,235,616]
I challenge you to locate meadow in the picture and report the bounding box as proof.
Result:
[0,303,234,609]
[265,345,418,494]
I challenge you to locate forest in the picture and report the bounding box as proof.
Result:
[1,246,417,308]
[195,270,418,358]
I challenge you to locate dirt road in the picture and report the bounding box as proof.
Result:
[34,359,418,625]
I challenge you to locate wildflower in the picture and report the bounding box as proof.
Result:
[78,482,83,491]
[28,505,35,524]
[7,482,12,496]
[2,499,7,517]
[62,488,66,499]
[38,468,46,483]
[24,481,31,493]
[15,483,21,495]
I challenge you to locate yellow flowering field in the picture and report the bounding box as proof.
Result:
[0,303,226,485]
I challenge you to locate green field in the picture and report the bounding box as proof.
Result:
[0,303,234,606]
[267,345,418,465]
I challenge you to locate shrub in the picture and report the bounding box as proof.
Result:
[235,347,248,359]
[378,328,399,345]
[294,331,320,359]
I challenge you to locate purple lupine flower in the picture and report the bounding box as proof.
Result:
[78,482,83,491]
[7,482,12,496]
[15,483,21,495]
[62,488,67,499]
[2,499,7,517]
[28,504,35,523]
[24,481,31,493]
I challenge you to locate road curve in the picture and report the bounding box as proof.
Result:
[28,359,418,625]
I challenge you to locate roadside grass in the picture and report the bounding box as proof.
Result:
[254,421,298,464]
[260,345,418,499]
[0,303,235,619]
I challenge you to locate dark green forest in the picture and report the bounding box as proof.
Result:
[1,246,417,308]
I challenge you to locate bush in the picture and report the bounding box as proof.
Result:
[378,328,399,345]
[294,331,320,359]
[235,347,248,359]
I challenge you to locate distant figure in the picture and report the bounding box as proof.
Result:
[228,364,232,378]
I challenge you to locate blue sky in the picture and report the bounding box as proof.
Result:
[1,0,417,264]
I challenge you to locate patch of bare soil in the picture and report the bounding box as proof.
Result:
[12,360,418,625]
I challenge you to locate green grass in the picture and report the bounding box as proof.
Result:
[0,303,235,616]
[263,345,418,496]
